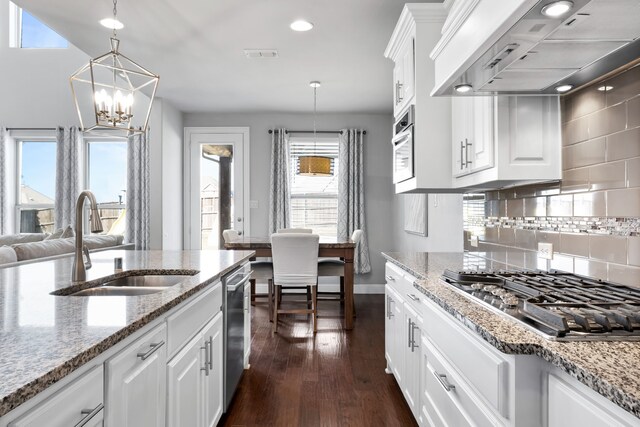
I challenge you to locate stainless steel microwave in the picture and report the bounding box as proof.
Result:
[392,106,414,184]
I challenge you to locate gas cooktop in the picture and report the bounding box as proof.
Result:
[441,269,640,341]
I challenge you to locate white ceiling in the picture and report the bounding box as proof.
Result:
[15,0,442,114]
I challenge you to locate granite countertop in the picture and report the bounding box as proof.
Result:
[0,249,254,417]
[382,251,640,419]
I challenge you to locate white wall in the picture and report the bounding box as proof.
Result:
[183,112,396,285]
[0,1,88,127]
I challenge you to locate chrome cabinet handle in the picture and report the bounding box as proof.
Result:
[460,140,465,170]
[465,139,472,166]
[395,81,404,104]
[385,275,396,282]
[407,319,413,348]
[407,294,419,302]
[201,340,210,376]
[137,341,165,361]
[74,403,103,427]
[433,370,456,392]
[386,296,394,318]
[410,323,420,352]
[208,336,214,369]
[227,273,251,292]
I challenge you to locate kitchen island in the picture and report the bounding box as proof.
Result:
[0,249,254,424]
[382,251,640,425]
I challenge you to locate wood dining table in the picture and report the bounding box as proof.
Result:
[224,236,356,330]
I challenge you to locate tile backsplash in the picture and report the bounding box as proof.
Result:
[465,63,640,288]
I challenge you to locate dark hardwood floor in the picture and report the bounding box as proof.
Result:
[220,294,417,427]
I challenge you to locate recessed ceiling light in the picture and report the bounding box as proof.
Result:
[597,85,614,92]
[541,1,574,18]
[309,81,321,88]
[290,20,314,32]
[555,84,573,93]
[100,18,124,30]
[454,84,473,93]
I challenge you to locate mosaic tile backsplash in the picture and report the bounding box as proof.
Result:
[464,63,640,288]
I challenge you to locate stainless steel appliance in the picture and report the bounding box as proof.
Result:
[441,269,640,341]
[392,105,414,184]
[222,263,251,411]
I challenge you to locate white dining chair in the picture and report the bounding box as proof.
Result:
[222,229,273,308]
[271,233,320,334]
[317,229,363,314]
[277,228,312,233]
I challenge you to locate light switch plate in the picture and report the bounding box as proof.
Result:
[538,242,554,260]
[250,200,259,209]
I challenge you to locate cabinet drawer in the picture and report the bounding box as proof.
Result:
[385,263,421,311]
[9,365,104,427]
[422,298,509,418]
[167,282,222,359]
[422,336,500,427]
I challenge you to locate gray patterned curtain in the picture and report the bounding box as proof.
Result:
[268,128,291,234]
[55,127,82,229]
[126,131,150,249]
[338,129,371,274]
[0,128,8,234]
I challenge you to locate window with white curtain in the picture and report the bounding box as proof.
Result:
[289,136,339,238]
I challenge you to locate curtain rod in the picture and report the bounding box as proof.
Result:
[7,127,56,131]
[268,129,366,135]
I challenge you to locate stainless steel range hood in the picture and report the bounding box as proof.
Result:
[432,0,640,96]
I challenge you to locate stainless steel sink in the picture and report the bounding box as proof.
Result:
[56,273,196,297]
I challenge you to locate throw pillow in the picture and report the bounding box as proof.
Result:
[60,225,75,238]
[44,228,64,240]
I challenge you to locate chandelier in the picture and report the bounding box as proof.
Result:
[298,81,333,176]
[70,0,159,136]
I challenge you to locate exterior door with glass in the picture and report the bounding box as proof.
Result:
[185,128,249,250]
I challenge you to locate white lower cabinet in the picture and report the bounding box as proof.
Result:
[9,365,104,427]
[243,280,251,369]
[167,312,223,427]
[105,324,167,427]
[547,371,640,427]
[403,303,422,419]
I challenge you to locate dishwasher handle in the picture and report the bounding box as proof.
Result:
[226,273,251,292]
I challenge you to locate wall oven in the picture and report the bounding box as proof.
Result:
[392,105,414,184]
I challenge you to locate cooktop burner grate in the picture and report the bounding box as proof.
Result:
[441,269,640,340]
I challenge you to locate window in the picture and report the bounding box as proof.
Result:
[289,137,339,238]
[9,2,68,48]
[17,140,56,233]
[86,140,127,235]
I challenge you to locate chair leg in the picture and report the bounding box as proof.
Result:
[306,286,312,309]
[339,277,345,307]
[312,286,317,333]
[268,279,274,322]
[250,279,256,306]
[273,285,279,334]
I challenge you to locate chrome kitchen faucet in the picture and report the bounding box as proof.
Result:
[72,190,104,283]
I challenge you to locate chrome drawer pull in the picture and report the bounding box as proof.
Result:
[385,275,396,282]
[201,340,210,376]
[75,403,103,427]
[433,370,455,392]
[208,336,214,369]
[407,294,419,302]
[408,319,413,348]
[386,296,394,318]
[410,323,420,352]
[137,341,165,361]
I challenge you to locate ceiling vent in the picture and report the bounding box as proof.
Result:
[243,49,279,58]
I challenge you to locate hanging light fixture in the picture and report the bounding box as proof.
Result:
[70,0,159,137]
[298,81,333,176]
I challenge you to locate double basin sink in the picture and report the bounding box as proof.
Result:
[52,271,198,297]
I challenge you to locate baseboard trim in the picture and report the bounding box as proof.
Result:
[254,283,385,295]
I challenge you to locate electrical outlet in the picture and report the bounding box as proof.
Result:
[470,235,479,247]
[538,242,554,260]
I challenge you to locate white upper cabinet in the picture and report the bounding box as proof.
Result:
[385,4,455,193]
[452,95,561,189]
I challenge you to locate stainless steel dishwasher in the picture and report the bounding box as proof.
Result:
[222,262,251,411]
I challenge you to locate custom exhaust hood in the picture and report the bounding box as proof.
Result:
[431,0,640,96]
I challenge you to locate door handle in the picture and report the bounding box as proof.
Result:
[407,293,419,302]
[227,273,251,292]
[460,140,465,170]
[465,139,472,167]
[386,296,394,319]
[201,340,210,376]
[137,341,165,361]
[385,275,396,282]
[74,403,104,427]
[410,322,420,352]
[208,336,214,370]
[407,319,413,348]
[433,370,456,392]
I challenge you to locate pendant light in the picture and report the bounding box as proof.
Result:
[70,0,159,137]
[298,81,333,176]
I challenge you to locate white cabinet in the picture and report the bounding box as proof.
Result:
[385,4,454,193]
[392,37,415,117]
[547,371,640,427]
[9,366,104,427]
[243,280,251,369]
[384,284,405,385]
[402,302,422,418]
[452,95,561,189]
[105,324,167,427]
[167,312,223,427]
